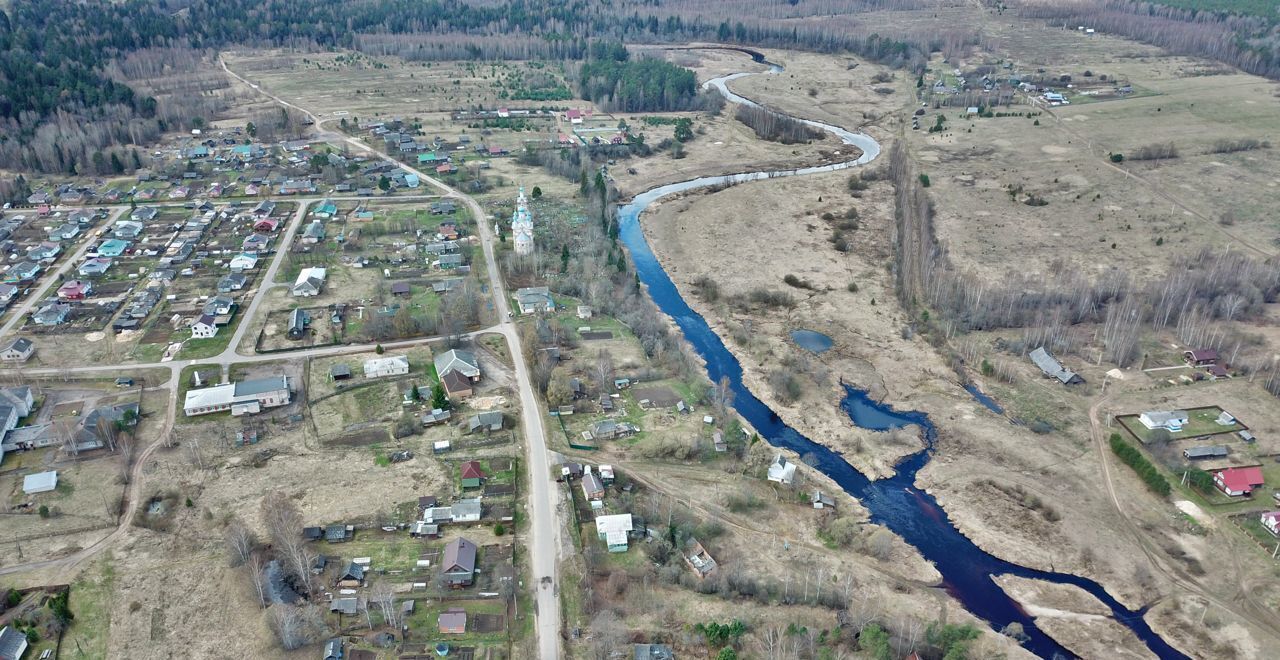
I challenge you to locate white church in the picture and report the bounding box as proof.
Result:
[512,186,534,256]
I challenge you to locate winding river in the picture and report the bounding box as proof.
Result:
[617,51,1188,660]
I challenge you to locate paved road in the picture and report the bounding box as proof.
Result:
[0,207,128,336]
[225,59,564,658]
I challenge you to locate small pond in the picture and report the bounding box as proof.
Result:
[790,329,833,353]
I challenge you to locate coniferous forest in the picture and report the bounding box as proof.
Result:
[4,0,1280,174]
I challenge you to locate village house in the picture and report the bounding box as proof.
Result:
[451,497,482,522]
[96,239,129,258]
[0,284,18,308]
[442,536,478,588]
[582,471,605,501]
[460,460,487,488]
[441,370,474,400]
[435,349,480,381]
[438,608,468,634]
[337,562,365,588]
[768,455,797,485]
[1138,410,1188,432]
[229,253,259,272]
[131,206,159,222]
[363,355,410,379]
[5,261,41,283]
[468,412,504,434]
[183,375,291,416]
[78,257,113,277]
[31,302,71,326]
[0,338,34,363]
[595,513,634,552]
[287,308,309,340]
[1213,466,1265,497]
[1184,349,1219,366]
[26,242,61,263]
[515,286,555,314]
[112,220,143,239]
[301,220,326,244]
[218,273,248,292]
[292,267,326,297]
[1260,511,1280,537]
[190,314,219,338]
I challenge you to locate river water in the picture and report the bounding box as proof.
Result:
[616,51,1188,660]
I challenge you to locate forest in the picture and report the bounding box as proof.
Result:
[1020,0,1280,79]
[577,44,705,112]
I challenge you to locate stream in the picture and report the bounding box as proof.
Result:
[616,50,1188,659]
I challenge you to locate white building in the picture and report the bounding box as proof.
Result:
[767,455,797,485]
[190,314,218,338]
[1138,410,1188,432]
[364,355,410,379]
[0,337,34,363]
[512,186,534,256]
[183,375,291,416]
[595,513,634,552]
[292,267,327,297]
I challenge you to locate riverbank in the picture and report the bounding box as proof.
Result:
[992,575,1157,660]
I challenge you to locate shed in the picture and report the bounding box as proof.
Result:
[22,470,57,494]
[330,363,352,381]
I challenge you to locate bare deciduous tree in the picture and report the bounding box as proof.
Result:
[260,492,315,594]
[224,519,255,567]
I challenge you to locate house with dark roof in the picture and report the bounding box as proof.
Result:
[287,308,310,340]
[442,537,478,588]
[1184,349,1219,366]
[435,349,480,382]
[0,338,34,363]
[337,561,366,587]
[32,302,71,326]
[78,257,113,277]
[441,370,473,400]
[218,273,248,292]
[5,261,41,283]
[0,625,29,660]
[582,471,605,501]
[325,523,352,543]
[467,412,503,434]
[190,314,219,338]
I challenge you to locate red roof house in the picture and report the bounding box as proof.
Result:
[1184,349,1219,366]
[254,218,280,232]
[1213,466,1265,497]
[57,280,93,300]
[1261,511,1280,537]
[438,608,467,634]
[461,460,487,483]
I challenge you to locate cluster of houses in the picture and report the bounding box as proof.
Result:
[0,384,141,464]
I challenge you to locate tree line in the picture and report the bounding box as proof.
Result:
[1020,0,1280,80]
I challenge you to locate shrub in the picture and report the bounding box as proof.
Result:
[1109,153,1124,163]
[846,282,858,293]
[1110,434,1171,496]
[494,523,506,536]
[375,344,385,354]
[782,274,812,290]
[38,505,49,518]
[918,173,931,187]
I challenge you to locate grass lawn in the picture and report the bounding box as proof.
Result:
[331,533,430,572]
[62,555,115,659]
[406,598,507,645]
[1235,515,1280,554]
[1119,406,1243,444]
